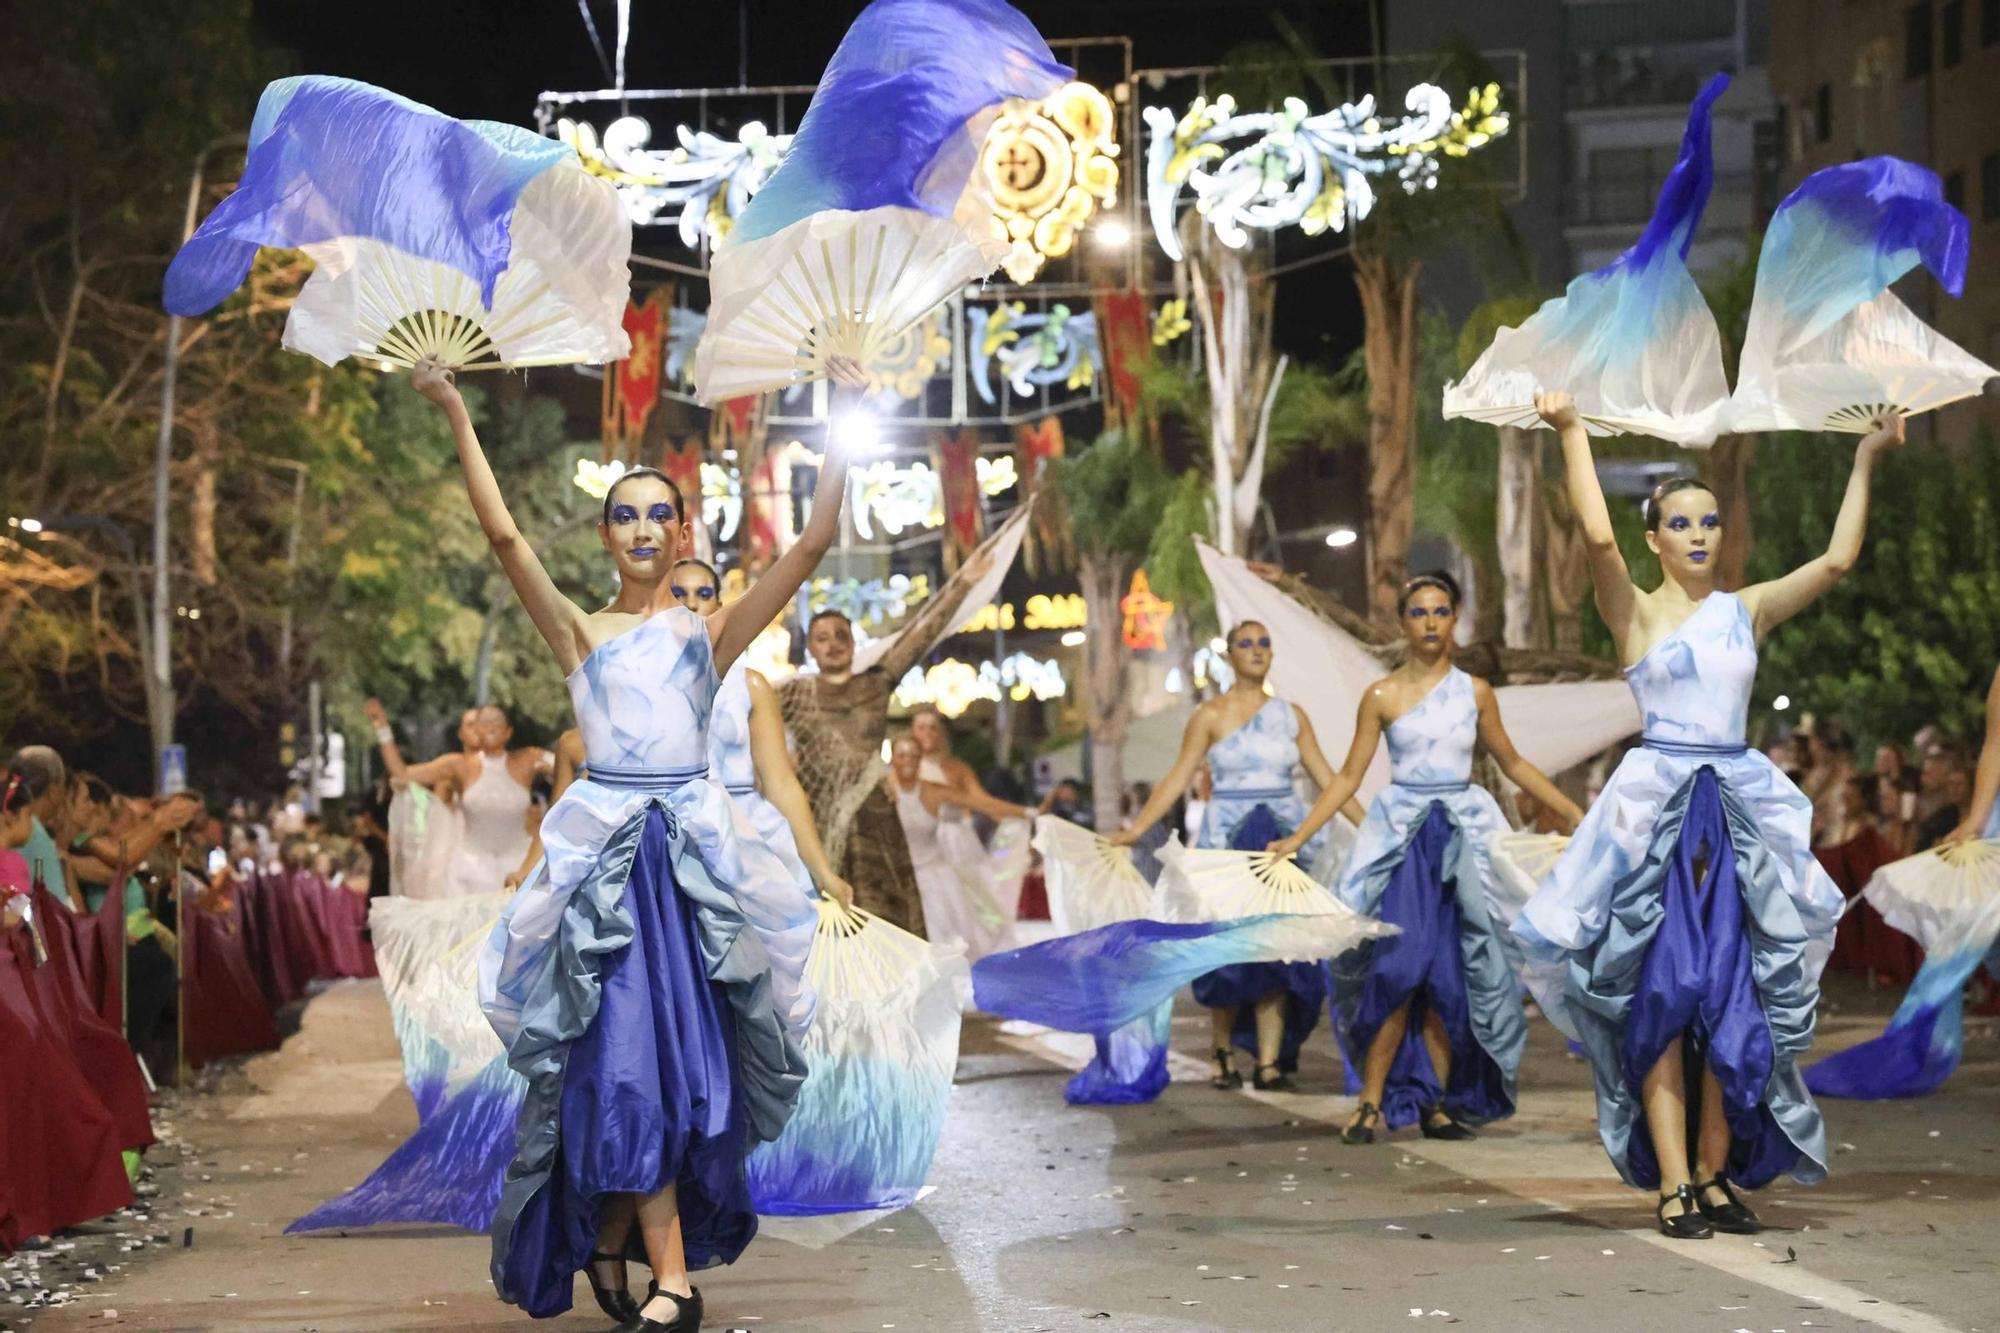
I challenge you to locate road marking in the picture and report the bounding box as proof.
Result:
[995,1023,1961,1333]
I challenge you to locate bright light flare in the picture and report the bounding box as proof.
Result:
[1092,217,1132,248]
[832,408,890,455]
[1325,527,1357,548]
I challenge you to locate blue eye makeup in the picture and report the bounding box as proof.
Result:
[671,585,717,601]
[1701,513,1721,529]
[1235,636,1271,649]
[648,503,673,523]
[610,504,637,524]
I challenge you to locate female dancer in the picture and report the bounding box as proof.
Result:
[431,355,860,1332]
[367,700,544,899]
[888,733,1040,959]
[910,706,1040,936]
[1519,390,1899,1239]
[666,556,855,908]
[1111,621,1365,1091]
[1943,664,2000,844]
[1270,574,1581,1142]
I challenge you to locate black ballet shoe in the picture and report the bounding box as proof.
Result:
[1210,1047,1242,1090]
[621,1285,702,1333]
[1693,1175,1763,1234]
[586,1250,644,1325]
[1418,1104,1476,1141]
[1341,1101,1382,1145]
[1656,1185,1714,1240]
[1251,1063,1297,1093]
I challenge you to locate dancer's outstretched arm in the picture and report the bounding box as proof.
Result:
[1268,689,1384,859]
[1538,390,1638,659]
[1472,679,1584,833]
[1739,414,1903,637]
[1107,709,1217,846]
[1944,665,2000,846]
[709,358,864,674]
[745,669,854,904]
[412,363,590,672]
[1293,707,1369,829]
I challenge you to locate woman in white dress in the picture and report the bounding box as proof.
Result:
[910,706,1038,941]
[888,734,1038,960]
[368,700,544,898]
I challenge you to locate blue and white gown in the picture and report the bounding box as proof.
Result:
[478,609,817,1318]
[1191,698,1333,1074]
[1518,593,1839,1190]
[1331,669,1521,1128]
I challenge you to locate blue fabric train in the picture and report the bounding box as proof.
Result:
[1517,594,1840,1189]
[164,75,571,317]
[1804,816,2000,1101]
[1331,669,1523,1129]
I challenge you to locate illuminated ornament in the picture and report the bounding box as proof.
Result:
[861,308,953,404]
[968,301,1101,404]
[981,81,1121,283]
[808,573,932,633]
[742,619,794,682]
[1150,297,1191,346]
[1119,569,1173,652]
[975,455,1018,496]
[849,459,944,540]
[572,456,630,500]
[557,116,791,247]
[701,460,743,541]
[1143,84,1509,261]
[892,652,1066,716]
[166,75,632,373]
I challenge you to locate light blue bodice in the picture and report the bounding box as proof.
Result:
[1386,668,1476,789]
[1206,696,1301,800]
[1624,592,1755,750]
[707,661,757,796]
[565,608,719,776]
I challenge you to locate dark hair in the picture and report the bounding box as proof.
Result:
[1397,571,1462,613]
[1814,719,1853,754]
[1643,476,1717,531]
[601,466,687,527]
[911,704,947,728]
[1224,620,1269,643]
[807,608,852,632]
[6,746,64,802]
[670,557,720,588]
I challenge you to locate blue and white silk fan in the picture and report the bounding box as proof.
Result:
[692,0,1070,403]
[1806,839,2000,1100]
[1443,75,1732,446]
[166,76,631,371]
[1725,157,1994,433]
[747,897,969,1214]
[1033,815,1153,935]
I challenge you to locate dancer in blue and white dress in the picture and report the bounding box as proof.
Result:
[1111,621,1366,1093]
[1518,389,1902,1240]
[407,355,864,1330]
[668,557,856,912]
[1271,573,1581,1144]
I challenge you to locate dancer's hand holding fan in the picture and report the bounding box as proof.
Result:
[1033,815,1153,934]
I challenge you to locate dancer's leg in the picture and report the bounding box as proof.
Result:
[1209,1005,1238,1083]
[1253,994,1285,1070]
[1420,1008,1454,1126]
[1694,1063,1732,1197]
[591,1193,638,1292]
[1642,1037,1693,1199]
[635,1182,692,1302]
[1346,999,1411,1132]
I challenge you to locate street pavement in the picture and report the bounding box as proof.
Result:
[21,973,1999,1333]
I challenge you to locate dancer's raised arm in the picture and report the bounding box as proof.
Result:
[412,362,590,672]
[1739,414,1903,638]
[708,356,864,674]
[1944,665,2000,846]
[745,669,855,905]
[1538,389,1637,657]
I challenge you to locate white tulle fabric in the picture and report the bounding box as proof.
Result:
[388,785,462,900]
[895,762,1021,963]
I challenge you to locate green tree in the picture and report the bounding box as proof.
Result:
[1745,429,2000,748]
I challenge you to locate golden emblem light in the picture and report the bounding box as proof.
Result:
[980,81,1120,284]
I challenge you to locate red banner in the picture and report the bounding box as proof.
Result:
[937,429,985,567]
[1095,286,1150,427]
[603,288,668,453]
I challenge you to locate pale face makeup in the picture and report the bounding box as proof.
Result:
[1645,487,1722,580]
[1225,622,1273,682]
[669,563,721,619]
[598,475,688,586]
[1401,588,1457,654]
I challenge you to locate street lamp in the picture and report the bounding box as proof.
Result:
[151,133,247,771]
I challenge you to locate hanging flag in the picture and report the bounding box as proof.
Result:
[1095,286,1150,426]
[602,287,668,455]
[937,429,986,568]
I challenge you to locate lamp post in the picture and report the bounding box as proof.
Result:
[151,134,246,769]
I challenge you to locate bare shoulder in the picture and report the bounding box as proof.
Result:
[1465,673,1497,703]
[557,729,585,763]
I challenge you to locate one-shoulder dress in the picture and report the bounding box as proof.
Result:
[1518,593,1839,1189]
[1331,668,1522,1128]
[478,609,818,1317]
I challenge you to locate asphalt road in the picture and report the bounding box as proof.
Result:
[19,972,1998,1333]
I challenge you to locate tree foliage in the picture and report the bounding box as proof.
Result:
[1747,430,2000,748]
